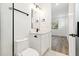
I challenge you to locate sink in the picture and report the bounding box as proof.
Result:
[30,29,51,34]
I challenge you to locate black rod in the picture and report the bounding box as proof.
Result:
[14,8,29,16]
[9,7,29,16]
[12,3,14,56]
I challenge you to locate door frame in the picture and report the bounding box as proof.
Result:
[50,3,76,56]
[68,3,76,56]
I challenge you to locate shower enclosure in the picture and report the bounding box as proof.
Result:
[14,3,51,56]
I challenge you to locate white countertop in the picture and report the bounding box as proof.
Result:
[30,29,51,34]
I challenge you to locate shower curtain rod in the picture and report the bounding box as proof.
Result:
[9,7,29,16]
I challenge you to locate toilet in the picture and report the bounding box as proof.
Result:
[15,38,39,56]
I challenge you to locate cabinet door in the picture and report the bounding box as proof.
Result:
[29,33,41,55]
[41,32,50,55]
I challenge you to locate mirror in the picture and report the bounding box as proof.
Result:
[31,4,40,32]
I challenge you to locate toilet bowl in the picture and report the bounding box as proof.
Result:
[15,38,39,56]
[18,48,39,56]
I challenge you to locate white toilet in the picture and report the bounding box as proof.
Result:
[15,38,39,56]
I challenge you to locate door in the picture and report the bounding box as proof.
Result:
[75,3,79,56]
[68,3,76,56]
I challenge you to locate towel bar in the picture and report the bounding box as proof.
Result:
[9,7,29,16]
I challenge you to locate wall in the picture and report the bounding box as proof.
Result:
[0,3,12,56]
[14,3,31,41]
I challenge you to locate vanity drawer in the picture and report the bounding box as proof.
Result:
[29,33,41,55]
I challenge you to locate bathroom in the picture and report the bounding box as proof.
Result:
[0,3,79,56]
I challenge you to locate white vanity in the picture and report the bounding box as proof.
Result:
[29,31,51,55]
[29,3,51,55]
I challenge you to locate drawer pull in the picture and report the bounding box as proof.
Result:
[34,35,38,38]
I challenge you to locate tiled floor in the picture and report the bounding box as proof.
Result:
[44,50,68,56]
[51,35,69,55]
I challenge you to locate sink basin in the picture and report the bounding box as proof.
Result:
[30,29,51,34]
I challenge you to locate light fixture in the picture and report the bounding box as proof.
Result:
[30,3,40,9]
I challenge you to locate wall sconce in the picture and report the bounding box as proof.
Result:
[30,3,41,10]
[33,3,41,9]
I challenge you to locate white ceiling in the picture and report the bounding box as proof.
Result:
[52,3,68,17]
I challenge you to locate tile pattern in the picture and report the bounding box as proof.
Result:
[44,50,68,56]
[51,35,69,55]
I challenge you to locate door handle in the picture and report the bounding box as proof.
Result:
[69,34,77,37]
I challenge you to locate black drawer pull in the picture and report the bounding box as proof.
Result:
[34,35,38,38]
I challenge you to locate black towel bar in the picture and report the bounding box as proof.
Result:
[9,7,29,16]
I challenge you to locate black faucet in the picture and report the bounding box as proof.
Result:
[36,28,39,32]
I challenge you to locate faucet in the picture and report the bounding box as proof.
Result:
[36,28,39,32]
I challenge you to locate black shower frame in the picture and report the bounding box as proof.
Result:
[12,3,29,56]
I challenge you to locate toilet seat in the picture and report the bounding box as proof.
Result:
[18,48,39,56]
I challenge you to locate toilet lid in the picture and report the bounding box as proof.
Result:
[19,48,39,56]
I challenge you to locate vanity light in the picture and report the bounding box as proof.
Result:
[33,3,41,9]
[31,3,40,10]
[30,3,40,13]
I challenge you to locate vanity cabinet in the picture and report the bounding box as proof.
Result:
[29,33,41,54]
[29,32,50,55]
[41,33,50,55]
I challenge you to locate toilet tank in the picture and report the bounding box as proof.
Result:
[15,38,29,55]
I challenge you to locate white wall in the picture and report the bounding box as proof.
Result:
[14,3,31,41]
[0,3,12,56]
